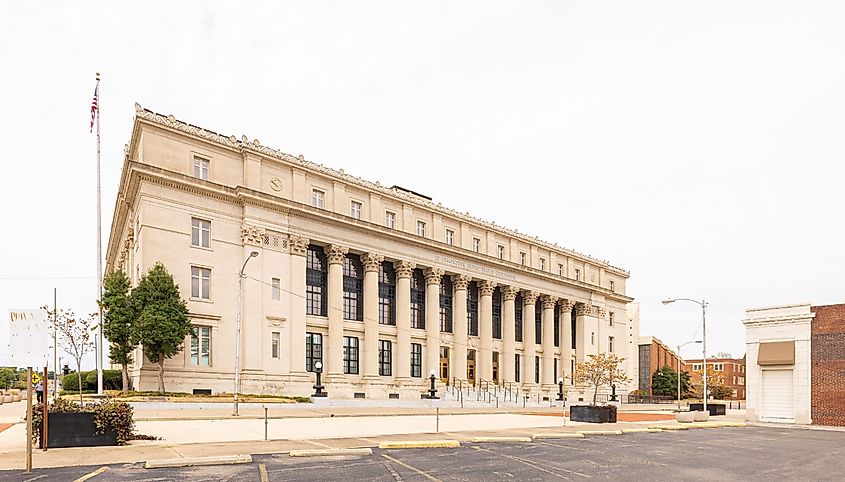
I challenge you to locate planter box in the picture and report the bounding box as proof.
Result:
[689,403,726,416]
[39,413,117,448]
[694,410,710,422]
[570,405,617,423]
[675,411,696,423]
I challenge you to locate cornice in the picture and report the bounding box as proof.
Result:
[132,103,630,277]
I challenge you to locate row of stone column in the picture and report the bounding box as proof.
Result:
[289,240,602,391]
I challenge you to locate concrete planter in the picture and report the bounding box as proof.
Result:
[39,412,117,448]
[675,411,696,423]
[11,389,22,402]
[3,394,14,403]
[689,403,726,416]
[570,405,617,423]
[694,410,710,422]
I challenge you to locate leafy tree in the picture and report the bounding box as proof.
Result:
[651,364,691,397]
[43,307,95,404]
[131,263,191,394]
[690,370,733,400]
[573,353,631,405]
[99,270,136,395]
[0,367,18,390]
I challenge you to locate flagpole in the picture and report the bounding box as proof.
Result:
[95,72,104,396]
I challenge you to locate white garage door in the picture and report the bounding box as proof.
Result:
[761,369,794,422]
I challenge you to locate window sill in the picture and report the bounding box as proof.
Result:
[190,298,213,304]
[190,245,214,252]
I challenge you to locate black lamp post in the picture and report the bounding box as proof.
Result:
[312,361,327,397]
[425,370,439,399]
[557,378,564,401]
[610,383,618,402]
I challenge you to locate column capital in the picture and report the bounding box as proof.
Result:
[288,235,309,256]
[395,260,416,279]
[541,294,558,309]
[502,285,519,301]
[363,252,384,272]
[452,274,471,290]
[559,299,577,313]
[327,244,348,264]
[596,306,607,318]
[575,302,593,317]
[424,267,444,285]
[479,280,497,297]
[241,222,265,246]
[522,290,539,304]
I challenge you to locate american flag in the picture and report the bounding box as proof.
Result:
[89,84,99,133]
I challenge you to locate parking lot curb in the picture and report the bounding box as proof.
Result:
[621,428,663,433]
[531,433,585,439]
[471,436,532,443]
[289,448,373,457]
[579,430,624,435]
[650,424,690,430]
[378,440,461,449]
[145,454,253,469]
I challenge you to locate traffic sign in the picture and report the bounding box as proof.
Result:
[31,373,41,386]
[8,310,51,367]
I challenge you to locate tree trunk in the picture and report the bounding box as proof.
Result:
[593,384,599,406]
[121,364,129,396]
[157,359,165,394]
[77,369,84,405]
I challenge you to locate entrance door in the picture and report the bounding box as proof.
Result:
[492,352,499,385]
[467,350,476,386]
[761,369,794,422]
[439,347,450,384]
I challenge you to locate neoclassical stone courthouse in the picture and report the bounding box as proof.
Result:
[106,105,638,400]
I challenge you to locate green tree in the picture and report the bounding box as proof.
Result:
[573,353,631,405]
[0,367,17,389]
[651,364,691,397]
[131,263,191,394]
[99,270,136,395]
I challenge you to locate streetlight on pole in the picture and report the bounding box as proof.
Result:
[662,298,708,413]
[233,250,259,416]
[676,340,702,410]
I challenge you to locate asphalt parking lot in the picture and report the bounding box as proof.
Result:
[4,427,845,481]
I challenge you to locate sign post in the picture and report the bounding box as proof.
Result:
[43,366,48,451]
[25,367,32,474]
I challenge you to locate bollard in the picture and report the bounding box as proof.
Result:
[436,407,440,433]
[264,406,268,441]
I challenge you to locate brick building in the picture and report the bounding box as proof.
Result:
[685,355,746,400]
[810,304,845,426]
[637,336,686,395]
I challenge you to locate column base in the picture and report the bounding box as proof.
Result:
[394,377,414,387]
[361,374,381,383]
[325,372,346,383]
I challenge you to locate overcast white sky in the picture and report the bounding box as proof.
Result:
[2,1,844,370]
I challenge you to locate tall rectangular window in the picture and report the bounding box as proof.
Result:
[193,157,209,180]
[535,356,540,384]
[191,218,210,248]
[311,189,325,208]
[191,266,211,300]
[271,332,280,359]
[514,354,521,383]
[305,332,322,372]
[306,246,328,316]
[514,293,523,342]
[575,268,581,281]
[571,309,577,349]
[411,343,422,378]
[343,254,364,321]
[467,281,479,336]
[416,220,426,237]
[190,326,211,366]
[554,358,558,382]
[350,200,362,219]
[379,340,392,376]
[445,229,454,245]
[520,252,526,265]
[385,211,396,229]
[609,280,615,292]
[440,276,453,333]
[378,262,396,325]
[343,336,359,374]
[554,304,560,347]
[608,336,615,353]
[492,288,502,339]
[535,299,542,345]
[472,237,481,253]
[497,245,504,260]
[271,278,281,300]
[609,312,614,326]
[539,258,545,271]
[410,268,426,329]
[558,263,564,276]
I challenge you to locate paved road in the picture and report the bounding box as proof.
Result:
[4,427,843,481]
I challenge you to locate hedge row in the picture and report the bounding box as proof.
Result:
[61,370,122,392]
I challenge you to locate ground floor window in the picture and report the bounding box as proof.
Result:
[411,343,422,378]
[190,326,211,366]
[306,332,323,372]
[343,336,359,374]
[379,340,392,376]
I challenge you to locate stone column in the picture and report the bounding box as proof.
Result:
[288,235,309,380]
[362,252,383,381]
[541,295,557,392]
[575,303,598,363]
[560,300,576,383]
[522,291,539,390]
[326,244,347,383]
[424,268,443,381]
[395,260,415,385]
[452,274,471,384]
[478,280,496,383]
[501,286,518,384]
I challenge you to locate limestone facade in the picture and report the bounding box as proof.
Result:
[105,104,635,399]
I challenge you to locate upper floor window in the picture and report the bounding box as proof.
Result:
[497,245,505,260]
[553,302,560,347]
[714,363,724,371]
[271,332,280,359]
[190,326,211,366]
[416,220,426,237]
[440,276,453,333]
[609,336,615,353]
[445,229,454,245]
[191,218,210,248]
[535,299,542,344]
[343,254,364,321]
[410,269,426,329]
[311,189,325,209]
[609,311,614,326]
[306,245,328,316]
[609,280,615,292]
[378,262,396,325]
[350,200,362,220]
[472,237,481,253]
[492,288,502,339]
[520,252,526,265]
[271,278,281,300]
[514,293,523,342]
[539,258,545,271]
[193,157,209,180]
[191,266,211,300]
[575,268,581,281]
[558,264,564,276]
[385,211,396,229]
[467,281,479,336]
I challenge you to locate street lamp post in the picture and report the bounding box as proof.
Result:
[312,361,326,397]
[676,340,702,411]
[557,378,564,401]
[425,370,439,399]
[233,250,259,416]
[662,298,708,413]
